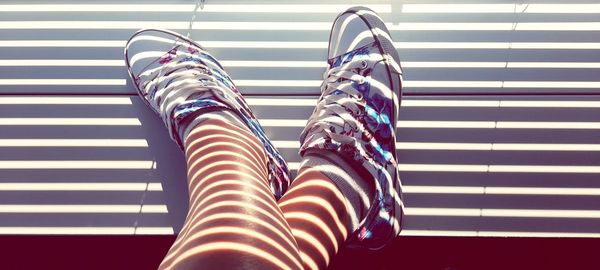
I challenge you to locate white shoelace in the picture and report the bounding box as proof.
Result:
[138,51,235,132]
[304,55,384,140]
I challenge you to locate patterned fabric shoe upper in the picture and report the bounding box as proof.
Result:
[299,7,404,250]
[125,29,290,199]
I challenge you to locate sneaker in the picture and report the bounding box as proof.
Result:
[124,29,291,199]
[299,7,404,250]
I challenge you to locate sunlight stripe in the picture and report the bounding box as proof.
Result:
[0,227,173,235]
[500,101,600,108]
[404,186,600,195]
[406,208,600,218]
[4,79,592,88]
[396,42,510,49]
[222,60,325,67]
[0,21,331,30]
[396,142,492,150]
[0,118,141,125]
[517,23,600,31]
[398,164,489,172]
[141,205,168,213]
[493,144,600,151]
[503,81,600,88]
[273,141,600,151]
[400,230,478,237]
[398,42,600,49]
[272,140,300,148]
[0,227,136,234]
[404,62,506,68]
[0,139,148,147]
[2,40,597,49]
[249,99,600,108]
[401,4,519,13]
[404,81,503,88]
[405,207,481,216]
[398,121,496,128]
[2,4,599,14]
[392,22,600,31]
[404,62,600,68]
[0,182,162,191]
[496,122,600,129]
[0,79,125,85]
[525,4,600,13]
[259,119,307,127]
[403,186,484,194]
[0,160,153,169]
[400,164,600,173]
[135,227,175,235]
[511,43,600,49]
[489,165,600,173]
[260,119,496,128]
[478,231,600,237]
[0,97,131,104]
[402,100,499,107]
[260,120,600,129]
[507,62,600,68]
[0,4,392,13]
[235,79,320,87]
[246,98,316,106]
[205,41,327,48]
[486,187,600,196]
[390,23,513,31]
[0,59,123,66]
[7,60,588,69]
[0,40,125,47]
[401,230,600,237]
[483,209,600,218]
[0,21,598,31]
[0,204,167,213]
[402,4,600,13]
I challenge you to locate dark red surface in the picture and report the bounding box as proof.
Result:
[1,235,596,270]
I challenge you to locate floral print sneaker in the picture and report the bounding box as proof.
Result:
[124,29,290,199]
[299,7,404,250]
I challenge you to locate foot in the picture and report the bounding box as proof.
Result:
[125,29,291,199]
[299,7,404,250]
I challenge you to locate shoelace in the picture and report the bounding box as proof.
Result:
[303,53,383,140]
[138,50,236,132]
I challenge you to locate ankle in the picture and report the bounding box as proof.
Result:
[299,152,374,231]
[181,110,251,148]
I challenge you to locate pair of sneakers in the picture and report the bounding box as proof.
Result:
[125,6,403,250]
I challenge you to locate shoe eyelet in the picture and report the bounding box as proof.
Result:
[360,60,368,69]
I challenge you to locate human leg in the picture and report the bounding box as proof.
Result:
[279,6,405,269]
[158,117,302,269]
[124,29,299,269]
[277,156,369,270]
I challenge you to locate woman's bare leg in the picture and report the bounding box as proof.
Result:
[278,168,352,270]
[158,118,302,270]
[124,28,304,269]
[278,6,404,269]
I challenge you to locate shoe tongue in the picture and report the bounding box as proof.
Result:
[328,13,375,59]
[328,43,372,68]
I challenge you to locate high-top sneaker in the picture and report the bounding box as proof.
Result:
[125,29,290,199]
[299,7,404,250]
